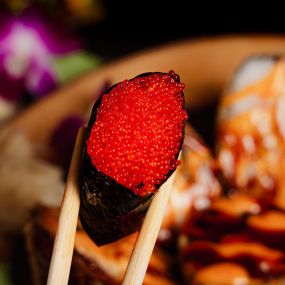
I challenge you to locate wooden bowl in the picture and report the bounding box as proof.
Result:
[8,35,285,145]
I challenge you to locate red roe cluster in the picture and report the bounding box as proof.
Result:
[86,71,188,196]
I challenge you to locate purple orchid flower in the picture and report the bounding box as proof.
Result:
[0,11,80,102]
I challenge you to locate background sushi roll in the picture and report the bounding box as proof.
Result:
[217,55,285,210]
[177,191,285,284]
[79,71,187,245]
[174,55,285,285]
[158,123,221,247]
[24,206,176,285]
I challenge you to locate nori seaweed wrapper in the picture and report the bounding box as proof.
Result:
[79,72,185,246]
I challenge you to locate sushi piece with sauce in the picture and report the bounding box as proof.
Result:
[158,123,221,246]
[178,191,285,284]
[217,56,285,210]
[24,206,176,285]
[79,71,188,245]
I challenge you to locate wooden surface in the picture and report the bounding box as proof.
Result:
[8,35,285,145]
[47,128,84,285]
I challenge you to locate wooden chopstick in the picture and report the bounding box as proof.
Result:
[122,154,180,285]
[47,127,85,285]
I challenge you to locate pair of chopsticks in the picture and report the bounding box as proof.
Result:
[47,128,179,285]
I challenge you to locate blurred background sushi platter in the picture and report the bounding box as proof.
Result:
[1,1,285,284]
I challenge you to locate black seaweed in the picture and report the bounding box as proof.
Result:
[79,72,184,246]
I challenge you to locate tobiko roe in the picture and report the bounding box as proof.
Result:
[80,71,188,245]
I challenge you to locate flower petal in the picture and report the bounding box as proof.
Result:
[26,63,57,97]
[17,10,81,54]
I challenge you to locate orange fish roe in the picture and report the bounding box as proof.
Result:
[86,71,188,196]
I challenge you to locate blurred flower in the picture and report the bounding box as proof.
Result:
[0,12,79,100]
[0,11,80,121]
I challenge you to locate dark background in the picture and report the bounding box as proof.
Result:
[83,1,285,59]
[2,1,283,59]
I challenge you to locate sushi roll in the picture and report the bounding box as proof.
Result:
[217,56,285,209]
[24,206,176,285]
[179,193,261,243]
[79,71,188,245]
[191,263,251,285]
[158,123,221,246]
[178,191,285,284]
[180,239,285,283]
